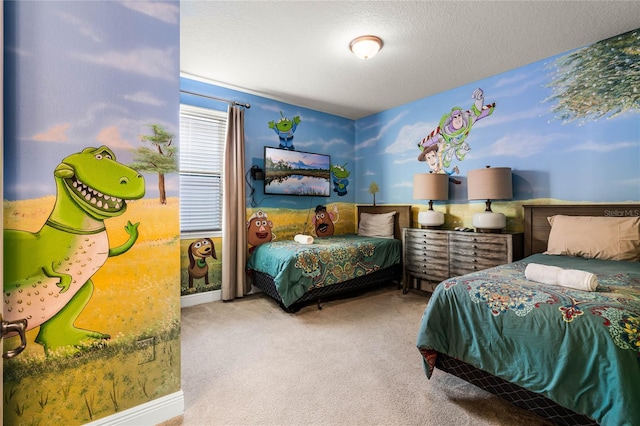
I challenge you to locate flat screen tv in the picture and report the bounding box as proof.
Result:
[263,146,331,197]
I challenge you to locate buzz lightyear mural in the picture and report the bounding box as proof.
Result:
[417,88,495,179]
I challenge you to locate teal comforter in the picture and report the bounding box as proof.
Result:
[247,234,401,308]
[417,253,640,425]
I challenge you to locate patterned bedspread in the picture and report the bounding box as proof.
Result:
[417,253,640,425]
[246,234,401,308]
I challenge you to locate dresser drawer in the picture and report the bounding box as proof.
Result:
[449,256,506,276]
[449,233,511,276]
[404,231,448,246]
[449,233,508,250]
[405,256,449,281]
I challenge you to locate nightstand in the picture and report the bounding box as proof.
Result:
[402,228,523,293]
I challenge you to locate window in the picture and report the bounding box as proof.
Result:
[179,104,227,235]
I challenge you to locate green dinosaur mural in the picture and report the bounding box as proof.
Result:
[3,146,145,355]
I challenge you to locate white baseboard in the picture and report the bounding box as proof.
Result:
[86,390,184,425]
[180,287,262,308]
[181,289,221,308]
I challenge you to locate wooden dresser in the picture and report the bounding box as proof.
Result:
[403,228,524,293]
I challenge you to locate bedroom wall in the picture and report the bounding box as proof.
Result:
[354,28,640,230]
[181,27,639,298]
[3,2,181,424]
[179,77,358,296]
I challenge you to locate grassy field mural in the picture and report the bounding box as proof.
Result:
[3,197,180,425]
[247,202,357,241]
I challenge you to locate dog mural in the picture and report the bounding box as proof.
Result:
[187,238,217,288]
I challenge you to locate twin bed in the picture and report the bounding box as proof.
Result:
[247,205,411,312]
[418,204,640,425]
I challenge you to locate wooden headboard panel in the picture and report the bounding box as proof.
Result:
[523,204,640,256]
[357,205,411,240]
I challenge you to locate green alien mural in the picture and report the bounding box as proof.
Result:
[330,163,350,196]
[3,146,145,355]
[268,111,301,150]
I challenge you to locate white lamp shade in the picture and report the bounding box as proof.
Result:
[413,173,449,201]
[349,36,383,59]
[467,167,512,201]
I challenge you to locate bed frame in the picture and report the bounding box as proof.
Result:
[435,203,640,426]
[252,205,412,313]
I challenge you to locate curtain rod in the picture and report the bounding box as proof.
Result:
[180,90,251,109]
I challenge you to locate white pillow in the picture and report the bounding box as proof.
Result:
[358,211,396,239]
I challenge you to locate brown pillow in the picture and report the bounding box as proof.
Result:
[545,215,640,261]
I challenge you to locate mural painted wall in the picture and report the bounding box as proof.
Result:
[3,2,181,424]
[180,77,358,292]
[354,28,640,229]
[182,28,639,270]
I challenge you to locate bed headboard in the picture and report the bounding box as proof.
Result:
[523,204,640,256]
[357,205,411,240]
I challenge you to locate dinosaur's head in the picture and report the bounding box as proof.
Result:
[55,146,145,219]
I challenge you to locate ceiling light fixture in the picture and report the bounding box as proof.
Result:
[349,35,383,59]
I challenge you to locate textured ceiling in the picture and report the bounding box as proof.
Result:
[181,1,640,120]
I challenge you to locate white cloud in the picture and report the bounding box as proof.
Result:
[392,156,418,165]
[494,72,530,88]
[32,123,72,142]
[618,177,640,186]
[565,140,636,153]
[55,11,103,43]
[72,47,175,80]
[119,0,179,24]
[123,91,167,106]
[469,133,557,159]
[355,110,408,150]
[96,126,134,150]
[384,121,435,155]
[392,180,412,188]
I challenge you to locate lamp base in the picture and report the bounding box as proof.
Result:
[418,210,444,228]
[472,212,506,233]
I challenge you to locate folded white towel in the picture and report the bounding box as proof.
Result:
[524,263,598,292]
[294,234,314,245]
[556,269,598,292]
[524,263,564,285]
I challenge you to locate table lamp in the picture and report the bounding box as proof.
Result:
[467,166,512,233]
[413,172,449,228]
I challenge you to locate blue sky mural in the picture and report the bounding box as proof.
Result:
[180,77,357,211]
[354,31,640,204]
[182,28,638,212]
[4,1,179,201]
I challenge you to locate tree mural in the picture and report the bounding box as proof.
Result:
[131,124,178,204]
[368,181,379,206]
[545,29,640,123]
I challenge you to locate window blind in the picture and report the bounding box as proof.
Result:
[179,104,227,233]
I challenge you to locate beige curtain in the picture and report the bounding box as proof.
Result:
[222,106,249,300]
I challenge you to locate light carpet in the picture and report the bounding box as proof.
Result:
[163,285,551,426]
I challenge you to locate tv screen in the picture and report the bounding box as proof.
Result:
[263,146,331,197]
